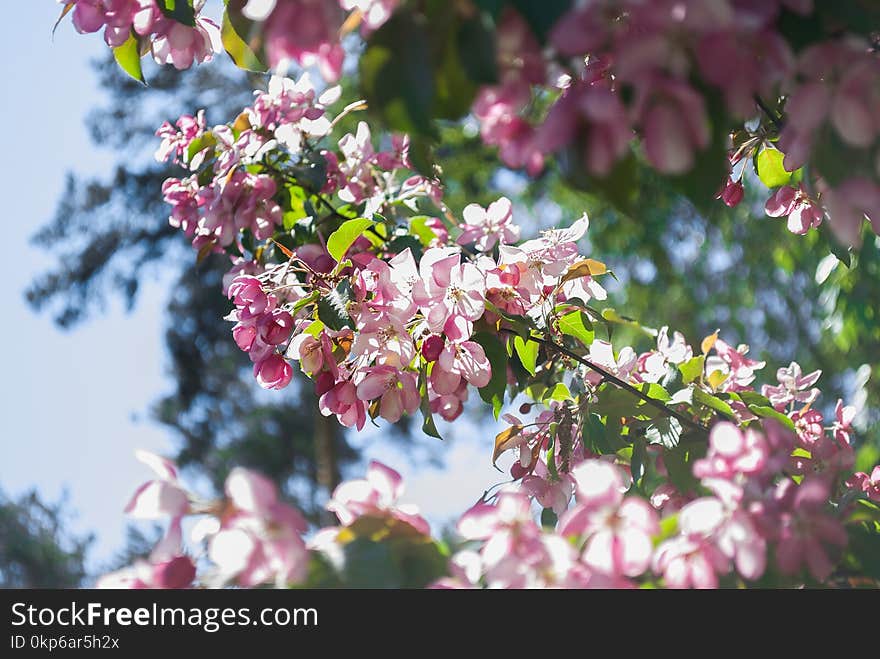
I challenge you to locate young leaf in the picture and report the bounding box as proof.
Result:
[692,388,735,418]
[493,425,523,465]
[558,311,595,347]
[747,405,796,431]
[221,8,267,71]
[700,330,719,355]
[419,365,442,440]
[471,332,508,419]
[543,382,573,402]
[645,417,683,449]
[756,147,793,189]
[327,219,375,263]
[561,258,607,284]
[513,335,539,376]
[157,0,196,27]
[678,355,705,384]
[113,33,145,84]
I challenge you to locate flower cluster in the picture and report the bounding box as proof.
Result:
[473,3,880,245]
[62,2,880,246]
[100,456,430,588]
[59,0,219,69]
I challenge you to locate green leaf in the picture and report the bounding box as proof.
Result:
[221,8,267,72]
[282,186,308,231]
[112,33,145,84]
[645,417,683,449]
[692,388,735,418]
[678,355,705,385]
[664,445,703,493]
[558,311,595,347]
[747,405,796,431]
[513,336,539,376]
[736,390,773,408]
[631,438,647,488]
[419,365,442,439]
[157,0,196,26]
[755,147,793,188]
[185,132,217,164]
[327,219,375,263]
[409,216,440,247]
[543,382,573,402]
[471,332,508,419]
[637,382,671,403]
[316,281,351,331]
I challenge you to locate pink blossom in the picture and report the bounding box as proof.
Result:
[705,339,765,391]
[421,335,444,362]
[773,478,846,581]
[832,399,856,447]
[262,0,345,82]
[97,519,196,589]
[558,461,658,577]
[412,248,486,335]
[257,308,294,346]
[761,361,821,410]
[535,81,632,176]
[649,482,688,516]
[764,185,824,235]
[582,340,637,387]
[319,380,367,430]
[457,197,520,252]
[327,461,430,534]
[457,492,549,588]
[437,341,492,388]
[254,354,293,390]
[846,466,880,503]
[150,16,220,70]
[521,461,575,516]
[208,468,309,587]
[162,176,201,237]
[355,366,420,423]
[652,532,728,589]
[155,110,206,165]
[693,422,769,504]
[64,0,138,47]
[124,450,190,520]
[635,77,710,175]
[823,178,880,247]
[657,326,693,365]
[340,0,397,32]
[349,317,415,369]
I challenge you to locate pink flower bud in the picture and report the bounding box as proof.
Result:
[421,335,444,362]
[254,354,293,390]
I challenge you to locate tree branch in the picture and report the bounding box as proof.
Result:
[520,332,711,434]
[754,94,783,131]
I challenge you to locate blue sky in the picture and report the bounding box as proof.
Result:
[1,3,508,574]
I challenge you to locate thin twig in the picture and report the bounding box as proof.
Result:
[513,331,710,434]
[754,94,783,131]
